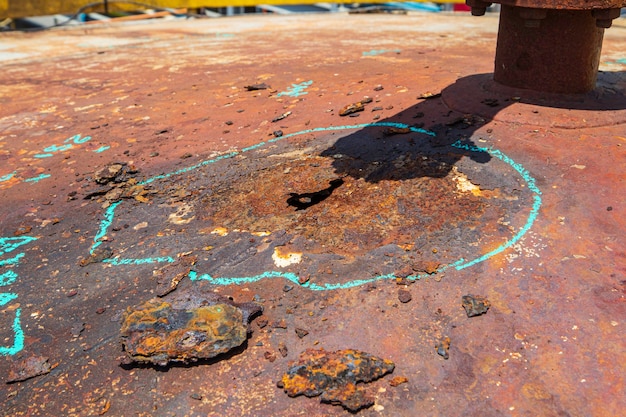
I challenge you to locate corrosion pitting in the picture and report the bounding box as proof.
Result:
[119,291,262,366]
[279,348,395,411]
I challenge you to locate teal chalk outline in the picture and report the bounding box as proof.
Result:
[0,270,19,286]
[24,173,51,183]
[276,80,313,98]
[94,145,110,153]
[0,236,38,255]
[0,172,17,182]
[90,123,541,290]
[363,49,401,56]
[0,307,24,356]
[0,236,36,356]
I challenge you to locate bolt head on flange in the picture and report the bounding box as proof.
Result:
[466,0,493,16]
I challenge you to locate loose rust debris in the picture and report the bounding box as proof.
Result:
[93,162,136,185]
[418,91,441,99]
[462,294,491,317]
[295,328,309,338]
[481,98,500,107]
[278,342,288,357]
[383,126,411,136]
[436,337,451,360]
[412,260,441,275]
[153,254,197,297]
[13,225,32,236]
[119,291,262,366]
[279,348,395,411]
[244,83,270,91]
[79,246,114,266]
[271,111,292,122]
[338,97,373,116]
[398,289,412,303]
[389,376,409,387]
[85,162,153,208]
[272,319,288,329]
[7,355,56,383]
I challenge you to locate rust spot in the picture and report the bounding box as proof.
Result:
[280,348,395,411]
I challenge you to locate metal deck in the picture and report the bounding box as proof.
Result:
[1,12,625,416]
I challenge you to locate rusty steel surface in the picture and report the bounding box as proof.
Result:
[481,0,625,9]
[467,0,626,93]
[494,6,605,93]
[0,12,625,417]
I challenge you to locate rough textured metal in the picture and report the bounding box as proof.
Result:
[0,12,624,417]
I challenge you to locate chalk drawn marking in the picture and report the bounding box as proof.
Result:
[1,236,38,255]
[277,81,313,98]
[0,172,16,182]
[3,134,93,188]
[0,236,37,356]
[0,270,19,286]
[363,49,401,56]
[89,123,541,290]
[24,173,52,183]
[94,145,110,153]
[0,306,23,356]
[0,253,25,267]
[33,134,91,158]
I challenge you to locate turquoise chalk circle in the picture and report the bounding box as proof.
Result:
[24,173,51,183]
[90,123,541,290]
[0,307,24,356]
[0,172,17,182]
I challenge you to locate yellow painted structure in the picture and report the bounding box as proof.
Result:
[1,0,466,18]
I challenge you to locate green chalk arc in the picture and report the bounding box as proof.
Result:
[90,123,542,290]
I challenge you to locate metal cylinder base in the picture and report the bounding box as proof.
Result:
[494,6,605,93]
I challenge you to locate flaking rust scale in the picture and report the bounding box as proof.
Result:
[279,348,395,411]
[338,97,373,116]
[119,290,262,366]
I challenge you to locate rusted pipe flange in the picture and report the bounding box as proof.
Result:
[467,0,625,93]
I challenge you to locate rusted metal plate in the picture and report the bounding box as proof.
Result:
[489,0,626,9]
[0,12,625,417]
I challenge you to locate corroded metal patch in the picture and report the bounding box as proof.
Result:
[279,348,395,411]
[120,292,261,366]
[92,123,532,290]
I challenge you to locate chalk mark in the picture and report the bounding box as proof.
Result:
[277,80,313,98]
[1,236,37,356]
